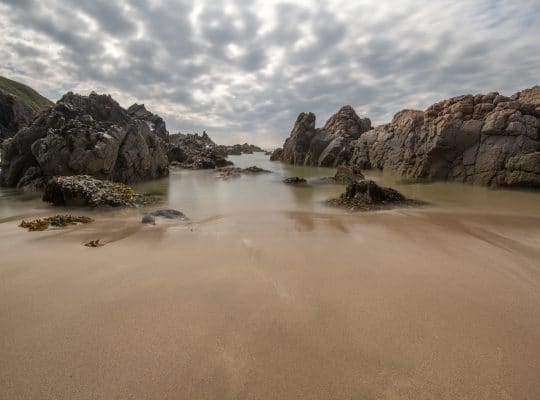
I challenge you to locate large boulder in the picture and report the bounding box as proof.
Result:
[349,86,540,187]
[277,106,372,167]
[167,131,232,169]
[0,89,35,142]
[42,175,154,207]
[0,92,169,188]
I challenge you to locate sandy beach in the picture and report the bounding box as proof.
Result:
[2,203,540,399]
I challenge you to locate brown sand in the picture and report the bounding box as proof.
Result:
[1,208,540,399]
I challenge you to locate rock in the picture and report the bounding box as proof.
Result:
[349,86,540,187]
[333,165,364,184]
[0,89,35,142]
[42,175,155,207]
[215,143,264,155]
[167,131,232,169]
[276,106,372,167]
[84,239,104,247]
[148,209,187,219]
[270,148,283,161]
[283,176,307,185]
[0,92,169,188]
[141,209,188,224]
[127,103,169,141]
[216,165,271,179]
[141,214,156,224]
[19,214,93,231]
[327,180,421,211]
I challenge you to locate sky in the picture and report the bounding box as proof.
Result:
[0,0,539,146]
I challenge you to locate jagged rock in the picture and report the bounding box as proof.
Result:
[283,176,307,185]
[167,131,232,169]
[327,179,421,211]
[0,89,35,142]
[277,106,372,167]
[42,175,156,207]
[0,92,169,188]
[349,86,540,187]
[270,148,283,161]
[333,165,364,184]
[127,103,169,141]
[216,143,264,155]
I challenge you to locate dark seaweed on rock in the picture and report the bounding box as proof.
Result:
[327,180,424,211]
[19,214,93,231]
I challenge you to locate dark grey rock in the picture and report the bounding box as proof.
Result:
[283,176,307,185]
[0,92,169,188]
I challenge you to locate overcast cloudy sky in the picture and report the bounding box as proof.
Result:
[0,0,539,146]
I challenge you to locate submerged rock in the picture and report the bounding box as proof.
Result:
[216,165,271,179]
[43,175,155,207]
[84,239,104,247]
[141,208,188,224]
[283,176,307,185]
[19,214,93,231]
[0,92,169,188]
[327,179,422,211]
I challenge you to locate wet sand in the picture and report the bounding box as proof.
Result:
[1,206,540,399]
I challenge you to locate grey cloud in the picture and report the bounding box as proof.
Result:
[0,0,539,147]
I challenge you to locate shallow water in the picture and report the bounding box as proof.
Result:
[3,152,540,220]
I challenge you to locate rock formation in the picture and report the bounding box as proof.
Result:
[350,86,540,187]
[0,89,35,142]
[276,86,540,187]
[42,175,155,207]
[0,92,169,188]
[327,179,421,211]
[216,143,264,155]
[127,103,169,141]
[167,131,232,169]
[278,105,372,167]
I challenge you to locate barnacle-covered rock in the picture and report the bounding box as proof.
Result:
[42,175,156,207]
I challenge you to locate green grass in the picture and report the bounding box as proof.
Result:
[0,75,53,112]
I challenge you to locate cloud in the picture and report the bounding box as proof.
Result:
[0,0,539,146]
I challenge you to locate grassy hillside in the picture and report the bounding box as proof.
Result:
[0,76,53,112]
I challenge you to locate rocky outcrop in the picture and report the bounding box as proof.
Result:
[327,179,421,211]
[278,106,372,167]
[167,131,232,169]
[270,148,283,161]
[333,165,364,184]
[127,103,169,141]
[0,89,35,142]
[42,175,156,207]
[0,92,169,188]
[141,209,188,224]
[216,143,264,155]
[350,86,540,187]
